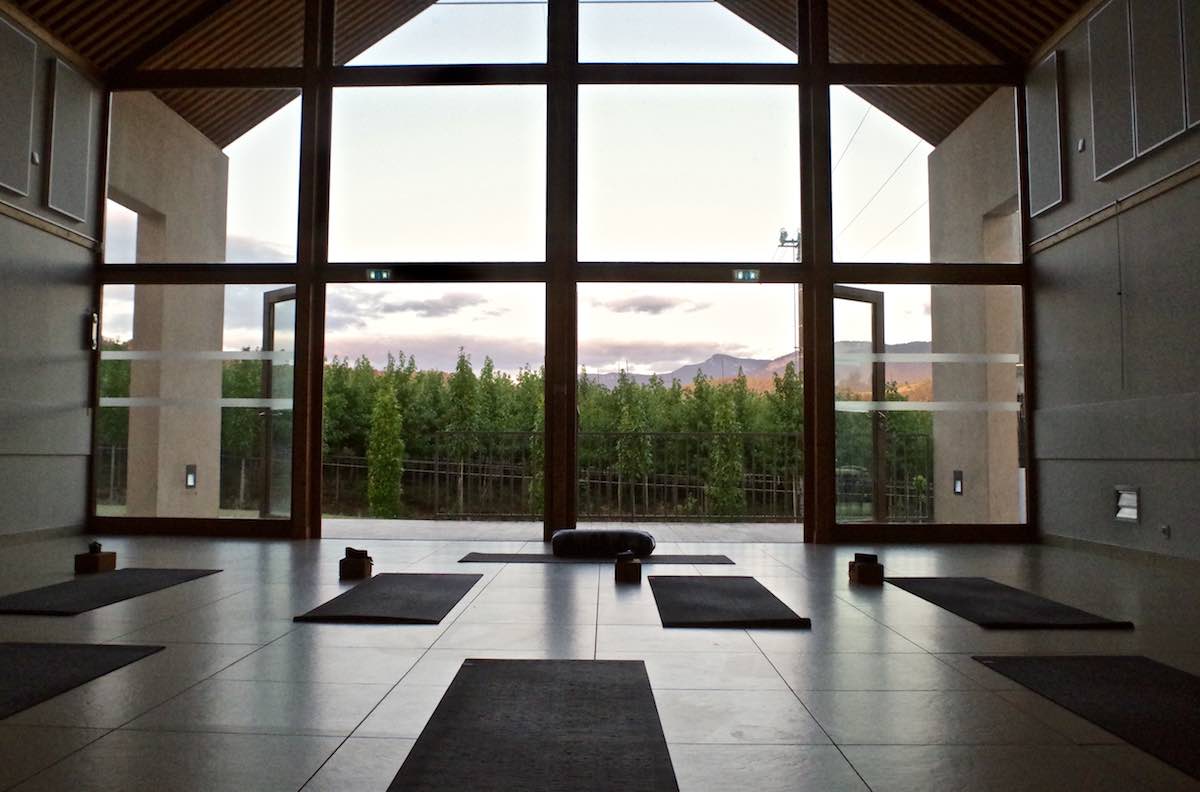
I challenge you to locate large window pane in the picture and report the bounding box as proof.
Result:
[336,0,546,65]
[579,85,801,262]
[329,87,546,263]
[104,90,300,264]
[578,284,803,528]
[580,0,796,63]
[322,284,545,525]
[834,284,1025,524]
[831,85,1019,264]
[96,284,295,520]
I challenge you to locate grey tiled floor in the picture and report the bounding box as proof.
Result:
[1,533,1199,791]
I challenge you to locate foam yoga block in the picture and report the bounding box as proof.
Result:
[848,553,884,585]
[339,547,373,580]
[551,529,655,558]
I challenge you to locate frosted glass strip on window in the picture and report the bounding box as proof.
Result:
[100,350,294,361]
[834,352,1020,364]
[835,400,1021,413]
[99,398,294,409]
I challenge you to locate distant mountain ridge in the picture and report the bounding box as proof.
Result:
[585,342,932,389]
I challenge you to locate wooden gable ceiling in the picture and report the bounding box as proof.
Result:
[15,0,1086,147]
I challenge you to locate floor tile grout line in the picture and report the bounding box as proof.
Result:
[747,629,878,792]
[594,564,601,660]
[0,725,116,792]
[4,580,306,788]
[99,583,264,644]
[294,554,505,791]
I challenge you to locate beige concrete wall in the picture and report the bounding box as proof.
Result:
[928,88,1019,263]
[108,92,228,263]
[928,88,1023,523]
[108,93,228,518]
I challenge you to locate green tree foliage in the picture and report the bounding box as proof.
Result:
[367,377,405,518]
[527,386,546,514]
[768,360,804,514]
[706,392,746,515]
[445,349,479,513]
[323,355,379,457]
[614,370,652,514]
[97,338,131,448]
[305,347,931,520]
[220,353,266,462]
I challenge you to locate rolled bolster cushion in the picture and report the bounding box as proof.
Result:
[551,528,656,559]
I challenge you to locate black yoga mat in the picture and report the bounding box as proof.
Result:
[459,552,734,565]
[388,659,679,792]
[294,573,482,624]
[886,577,1133,629]
[975,655,1200,780]
[0,568,222,616]
[648,575,810,628]
[0,642,164,718]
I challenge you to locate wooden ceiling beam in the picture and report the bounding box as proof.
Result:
[909,0,1024,65]
[107,0,238,75]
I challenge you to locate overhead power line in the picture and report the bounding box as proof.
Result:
[831,106,871,175]
[833,140,921,243]
[860,200,927,258]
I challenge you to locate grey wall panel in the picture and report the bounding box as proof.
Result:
[1039,459,1200,559]
[0,18,36,197]
[1187,0,1200,127]
[1090,0,1137,179]
[46,59,95,223]
[1117,178,1200,397]
[1027,52,1064,216]
[0,217,92,456]
[1130,0,1188,154]
[0,456,88,537]
[1031,20,1200,240]
[0,213,92,536]
[1036,393,1200,460]
[1031,220,1123,410]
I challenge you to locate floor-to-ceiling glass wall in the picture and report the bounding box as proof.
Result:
[93,0,1031,543]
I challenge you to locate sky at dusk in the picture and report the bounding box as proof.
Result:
[102,0,945,371]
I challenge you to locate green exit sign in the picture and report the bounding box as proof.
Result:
[733,269,760,282]
[366,269,393,281]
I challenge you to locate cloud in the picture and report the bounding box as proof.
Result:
[324,289,387,332]
[226,235,294,263]
[322,334,544,374]
[382,292,488,318]
[222,284,294,331]
[579,339,752,373]
[323,289,507,333]
[592,295,710,315]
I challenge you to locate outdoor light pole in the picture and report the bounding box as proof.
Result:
[779,229,803,521]
[778,228,802,370]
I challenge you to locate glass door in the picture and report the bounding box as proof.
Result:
[261,287,296,518]
[833,286,887,522]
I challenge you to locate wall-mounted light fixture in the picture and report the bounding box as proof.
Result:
[1114,485,1139,523]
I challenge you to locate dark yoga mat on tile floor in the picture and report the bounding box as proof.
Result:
[294,573,482,624]
[0,569,222,616]
[975,655,1200,780]
[0,642,164,718]
[459,552,734,565]
[886,577,1134,629]
[648,575,810,628]
[388,659,679,792]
